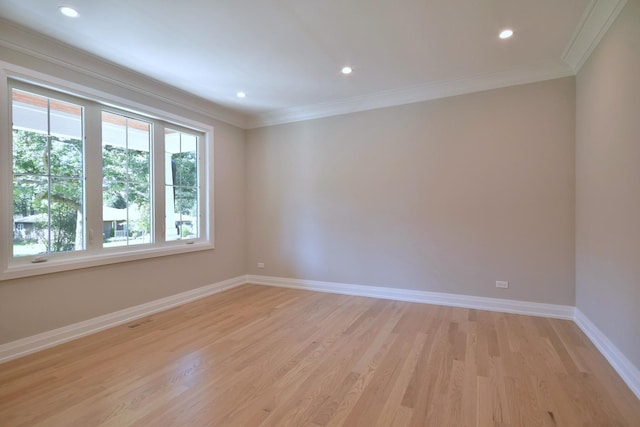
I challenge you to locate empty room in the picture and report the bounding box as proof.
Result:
[0,0,639,425]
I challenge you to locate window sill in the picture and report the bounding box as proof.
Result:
[0,241,214,282]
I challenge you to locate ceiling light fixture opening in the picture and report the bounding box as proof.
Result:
[236,91,246,98]
[59,6,79,18]
[499,29,514,39]
[341,66,353,75]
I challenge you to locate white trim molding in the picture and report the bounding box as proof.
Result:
[562,0,628,72]
[0,18,248,129]
[2,273,638,402]
[3,0,628,131]
[575,309,640,400]
[0,275,246,364]
[247,275,575,320]
[246,62,574,129]
[251,274,640,399]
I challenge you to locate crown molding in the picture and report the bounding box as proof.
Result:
[1,0,626,131]
[246,61,574,128]
[0,18,249,129]
[562,0,628,73]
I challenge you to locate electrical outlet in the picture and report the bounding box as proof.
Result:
[257,262,265,268]
[496,281,509,289]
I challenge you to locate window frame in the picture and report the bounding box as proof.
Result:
[0,66,214,281]
[10,83,88,256]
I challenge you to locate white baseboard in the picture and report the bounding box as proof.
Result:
[3,272,638,402]
[575,309,640,400]
[250,274,640,399]
[0,275,247,364]
[247,275,575,320]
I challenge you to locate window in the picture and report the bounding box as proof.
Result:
[12,89,85,257]
[165,128,199,241]
[101,112,151,247]
[2,77,212,280]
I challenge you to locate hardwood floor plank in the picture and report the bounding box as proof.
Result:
[0,285,638,426]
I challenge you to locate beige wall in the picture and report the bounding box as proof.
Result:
[247,78,576,305]
[576,0,640,369]
[0,121,246,344]
[0,45,247,344]
[11,6,640,369]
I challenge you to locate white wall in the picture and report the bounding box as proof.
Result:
[247,78,576,305]
[576,0,640,369]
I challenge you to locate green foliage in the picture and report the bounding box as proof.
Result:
[172,151,198,218]
[173,151,197,187]
[180,223,193,238]
[109,193,127,209]
[12,130,46,218]
[34,202,78,252]
[12,124,193,252]
[102,144,151,241]
[12,128,151,252]
[102,144,149,209]
[13,130,83,254]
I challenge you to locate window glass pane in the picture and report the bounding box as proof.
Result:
[102,112,152,247]
[12,90,48,135]
[102,181,126,247]
[12,177,84,256]
[12,89,85,258]
[50,99,82,140]
[179,134,198,187]
[102,112,127,148]
[165,184,175,241]
[165,187,198,240]
[129,183,151,245]
[164,128,179,184]
[50,178,84,253]
[102,144,127,181]
[127,119,150,183]
[12,129,47,176]
[13,176,47,257]
[165,129,199,241]
[179,187,198,239]
[164,128,180,152]
[50,137,83,178]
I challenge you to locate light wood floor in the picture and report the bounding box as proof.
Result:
[0,285,638,426]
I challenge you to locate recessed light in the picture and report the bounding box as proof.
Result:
[341,66,353,75]
[59,6,79,18]
[236,91,246,98]
[499,29,514,39]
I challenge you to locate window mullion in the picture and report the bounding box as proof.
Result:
[1,73,12,270]
[153,121,166,243]
[46,99,52,254]
[84,102,103,252]
[201,131,210,242]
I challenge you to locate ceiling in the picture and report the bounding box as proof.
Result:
[0,0,627,128]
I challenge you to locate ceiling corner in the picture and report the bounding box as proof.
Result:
[0,18,249,130]
[562,0,628,73]
[248,61,575,129]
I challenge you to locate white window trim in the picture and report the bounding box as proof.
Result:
[0,63,214,282]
